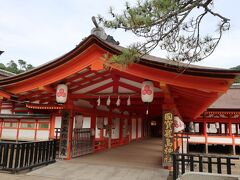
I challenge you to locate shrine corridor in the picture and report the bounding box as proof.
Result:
[0,138,169,180]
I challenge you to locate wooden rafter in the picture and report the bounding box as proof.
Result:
[170,85,218,98]
[30,93,54,103]
[70,75,111,93]
[118,82,140,93]
[86,82,113,94]
[66,68,92,83]
[67,70,108,89]
[38,86,55,94]
[114,70,160,88]
[18,90,43,101]
[68,72,97,87]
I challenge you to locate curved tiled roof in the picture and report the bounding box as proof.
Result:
[0,69,16,78]
[209,84,240,110]
[0,35,239,87]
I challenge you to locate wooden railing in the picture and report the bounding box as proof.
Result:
[171,152,239,180]
[0,140,57,173]
[95,138,108,152]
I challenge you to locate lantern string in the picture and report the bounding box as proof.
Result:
[146,103,149,115]
[106,96,111,106]
[116,96,120,106]
[97,96,101,106]
[127,96,131,106]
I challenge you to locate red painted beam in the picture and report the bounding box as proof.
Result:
[69,71,109,89]
[66,68,92,83]
[70,74,111,93]
[112,74,119,93]
[69,92,163,99]
[18,90,43,101]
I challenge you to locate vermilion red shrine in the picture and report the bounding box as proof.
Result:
[0,33,239,164]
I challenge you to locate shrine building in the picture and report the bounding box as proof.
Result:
[0,28,239,166]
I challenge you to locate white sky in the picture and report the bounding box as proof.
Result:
[0,0,239,69]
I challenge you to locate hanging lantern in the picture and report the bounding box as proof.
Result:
[174,116,185,133]
[106,96,111,106]
[141,80,154,103]
[127,96,131,106]
[97,96,101,106]
[56,84,68,103]
[116,96,120,106]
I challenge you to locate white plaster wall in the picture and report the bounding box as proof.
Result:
[138,118,142,138]
[95,117,103,138]
[74,115,83,129]
[112,118,120,139]
[1,109,12,114]
[194,123,199,132]
[55,116,62,128]
[207,124,217,133]
[189,136,205,143]
[18,130,35,141]
[132,118,136,139]
[83,117,91,128]
[235,138,240,145]
[208,137,232,144]
[36,130,49,141]
[232,124,237,134]
[1,129,17,140]
[123,119,128,138]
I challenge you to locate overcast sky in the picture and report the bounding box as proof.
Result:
[0,0,239,69]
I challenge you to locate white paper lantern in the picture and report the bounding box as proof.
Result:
[141,80,154,103]
[56,84,68,103]
[174,116,185,133]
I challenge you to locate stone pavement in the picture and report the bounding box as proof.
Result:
[0,138,169,180]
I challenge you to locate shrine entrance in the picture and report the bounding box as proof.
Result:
[0,34,237,169]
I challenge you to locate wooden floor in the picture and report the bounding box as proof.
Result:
[73,138,164,169]
[0,138,170,180]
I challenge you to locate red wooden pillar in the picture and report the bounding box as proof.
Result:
[49,114,56,139]
[66,109,74,160]
[0,119,2,139]
[119,113,124,144]
[229,119,235,154]
[128,114,132,143]
[91,106,96,152]
[203,118,208,154]
[34,119,38,141]
[108,109,112,149]
[16,119,20,141]
[229,119,232,136]
[136,117,138,141]
[0,101,2,139]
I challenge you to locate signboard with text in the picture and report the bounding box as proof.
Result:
[59,110,70,159]
[162,111,174,167]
